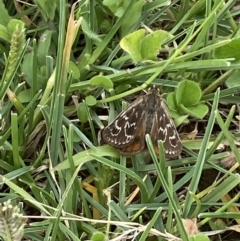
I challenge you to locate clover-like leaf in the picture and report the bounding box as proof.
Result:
[85,95,97,106]
[90,76,113,89]
[179,103,209,119]
[141,30,172,61]
[176,80,201,106]
[167,92,178,111]
[120,29,145,63]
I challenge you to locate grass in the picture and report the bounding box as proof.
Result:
[1,0,240,240]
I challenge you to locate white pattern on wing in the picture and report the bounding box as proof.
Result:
[109,120,122,136]
[122,121,136,144]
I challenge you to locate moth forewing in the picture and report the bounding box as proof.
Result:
[150,97,182,157]
[115,121,147,155]
[102,95,147,148]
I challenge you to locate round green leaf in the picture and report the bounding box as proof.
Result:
[176,80,202,107]
[89,76,113,89]
[189,234,210,241]
[77,102,88,123]
[85,95,97,106]
[72,131,81,142]
[91,232,107,241]
[18,89,31,103]
[167,92,178,111]
[213,219,227,230]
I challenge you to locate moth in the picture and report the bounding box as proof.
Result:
[101,87,182,157]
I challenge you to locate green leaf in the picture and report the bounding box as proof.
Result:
[38,30,53,66]
[179,103,209,119]
[167,93,190,125]
[45,0,56,20]
[77,103,88,124]
[121,0,144,36]
[69,61,80,80]
[189,234,210,241]
[18,89,31,103]
[89,76,113,89]
[0,24,11,42]
[22,53,47,90]
[174,115,189,126]
[95,6,111,33]
[102,0,125,15]
[0,1,11,26]
[141,30,172,61]
[85,95,97,106]
[226,70,240,88]
[214,38,240,61]
[167,92,178,111]
[210,219,227,230]
[120,29,145,63]
[176,80,202,106]
[34,0,56,21]
[91,232,108,241]
[22,52,34,87]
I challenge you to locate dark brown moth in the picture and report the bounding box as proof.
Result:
[101,87,182,157]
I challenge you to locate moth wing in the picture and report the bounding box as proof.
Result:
[116,120,146,155]
[150,98,182,157]
[102,96,147,148]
